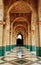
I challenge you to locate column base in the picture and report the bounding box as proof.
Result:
[12,45,16,49]
[24,45,36,51]
[0,46,5,56]
[24,45,30,49]
[30,46,36,51]
[6,45,16,51]
[36,47,41,57]
[6,45,11,51]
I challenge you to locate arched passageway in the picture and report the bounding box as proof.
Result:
[16,33,23,46]
[0,0,41,57]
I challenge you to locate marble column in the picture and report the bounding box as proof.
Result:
[4,14,10,51]
[9,25,13,50]
[36,22,40,56]
[0,22,5,56]
[36,21,41,56]
[31,13,37,51]
[39,21,41,47]
[27,24,31,50]
[31,24,36,51]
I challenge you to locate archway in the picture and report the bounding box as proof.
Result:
[5,0,38,55]
[16,33,23,46]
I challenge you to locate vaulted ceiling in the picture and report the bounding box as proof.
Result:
[2,0,38,44]
[3,0,38,11]
[3,0,38,16]
[3,0,38,22]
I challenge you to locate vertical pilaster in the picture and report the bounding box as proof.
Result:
[5,14,10,51]
[9,24,13,50]
[28,24,31,50]
[36,0,41,56]
[36,21,40,56]
[36,21,41,56]
[31,13,36,51]
[0,22,5,56]
[39,22,41,46]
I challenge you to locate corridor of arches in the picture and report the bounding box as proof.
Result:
[0,0,41,65]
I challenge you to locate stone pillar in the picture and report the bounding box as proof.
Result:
[31,13,36,51]
[36,0,41,56]
[36,21,40,56]
[3,24,10,52]
[3,24,6,56]
[0,22,5,56]
[39,21,41,56]
[31,25,36,51]
[9,25,13,50]
[36,21,41,56]
[39,22,41,47]
[0,0,5,56]
[4,14,10,51]
[10,30,13,49]
[6,25,10,51]
[27,24,31,50]
[9,27,11,51]
[11,25,16,49]
[25,32,28,49]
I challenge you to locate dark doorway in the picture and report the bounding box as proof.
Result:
[16,34,23,46]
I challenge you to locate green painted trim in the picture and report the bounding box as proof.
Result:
[24,45,30,49]
[12,45,16,49]
[36,47,41,57]
[24,45,36,51]
[6,45,16,51]
[0,46,5,56]
[6,45,10,51]
[0,45,16,56]
[1,45,41,57]
[30,46,36,51]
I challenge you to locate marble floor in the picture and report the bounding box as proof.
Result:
[0,47,41,65]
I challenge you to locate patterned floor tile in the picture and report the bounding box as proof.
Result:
[31,63,41,65]
[0,57,3,59]
[25,58,38,62]
[0,62,13,65]
[4,56,17,61]
[38,57,41,59]
[0,60,5,64]
[10,59,33,65]
[0,47,41,65]
[37,61,41,64]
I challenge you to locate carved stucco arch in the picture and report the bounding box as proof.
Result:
[13,24,28,33]
[5,0,38,46]
[7,1,35,14]
[12,17,28,25]
[13,27,27,45]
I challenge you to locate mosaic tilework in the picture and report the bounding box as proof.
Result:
[0,47,41,65]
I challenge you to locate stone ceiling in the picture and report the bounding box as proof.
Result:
[10,13,31,24]
[10,1,31,13]
[3,0,38,22]
[3,0,38,11]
